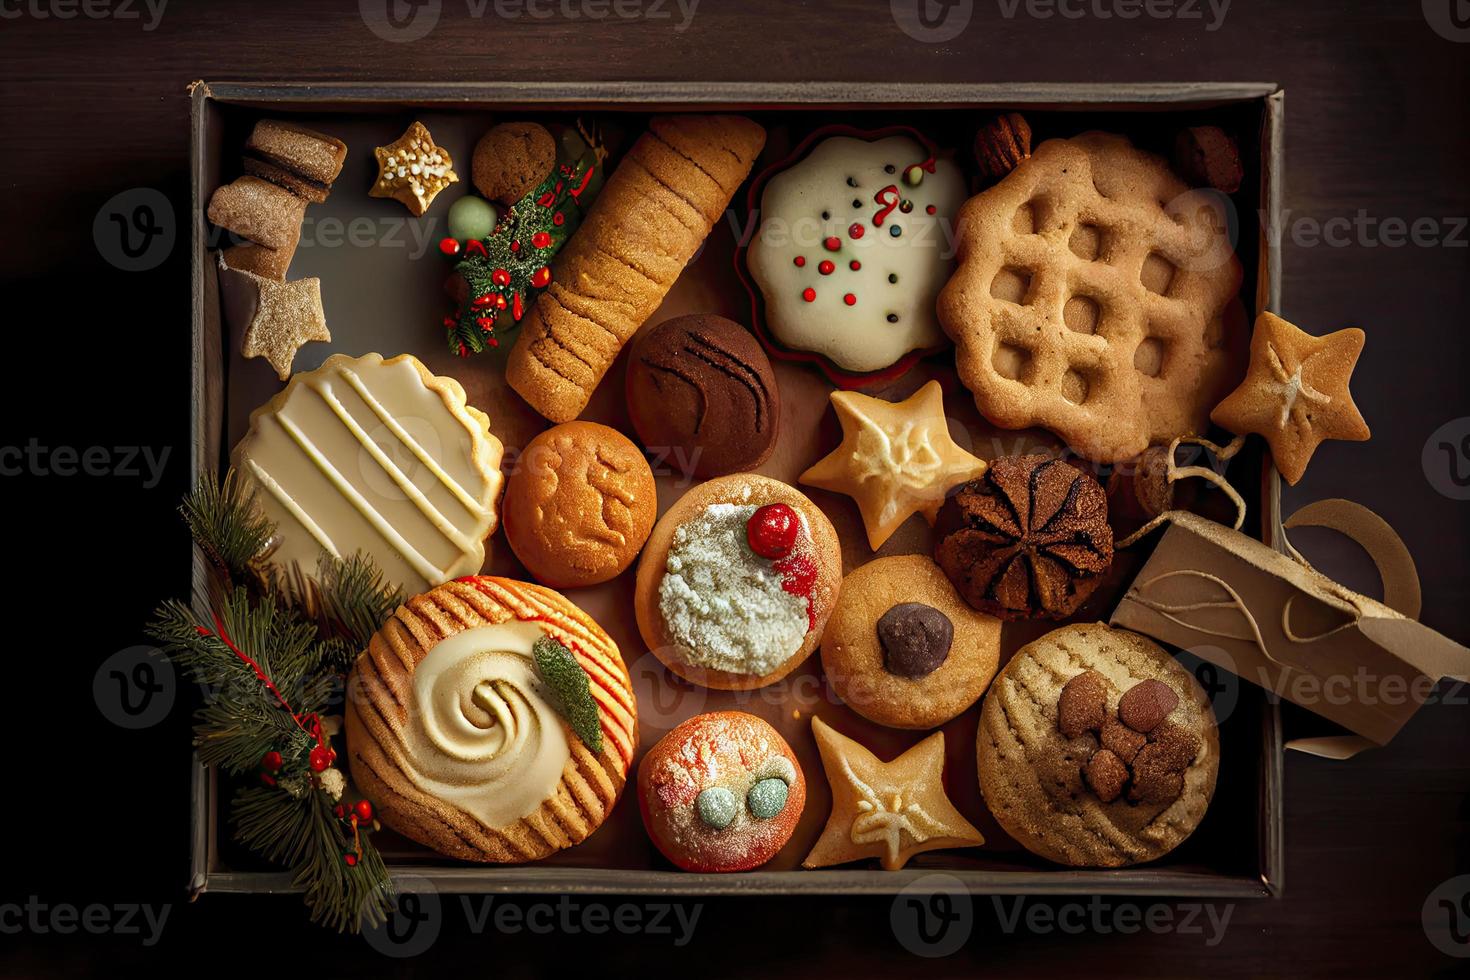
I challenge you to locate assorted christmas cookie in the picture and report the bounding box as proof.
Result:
[976,624,1219,867]
[819,555,1001,730]
[217,254,330,380]
[934,454,1114,621]
[634,474,842,691]
[1209,311,1370,485]
[799,380,988,550]
[231,352,505,593]
[638,712,805,872]
[508,114,766,423]
[370,121,458,216]
[502,421,657,588]
[803,716,983,871]
[746,131,967,377]
[242,119,348,204]
[625,314,780,480]
[440,121,605,356]
[346,576,637,863]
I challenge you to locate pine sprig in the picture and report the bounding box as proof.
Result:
[180,468,275,584]
[296,790,394,932]
[311,552,404,657]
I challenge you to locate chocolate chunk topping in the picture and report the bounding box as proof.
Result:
[1145,722,1201,771]
[1118,679,1179,733]
[877,602,954,678]
[1084,748,1129,803]
[1100,717,1147,764]
[1058,670,1107,739]
[934,454,1114,621]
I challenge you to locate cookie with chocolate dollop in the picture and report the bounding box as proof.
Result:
[625,315,779,480]
[819,554,1001,730]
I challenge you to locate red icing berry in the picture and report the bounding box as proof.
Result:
[773,552,820,629]
[308,745,333,773]
[491,268,511,287]
[793,255,806,267]
[849,222,865,239]
[343,852,358,867]
[353,799,374,822]
[843,293,857,306]
[464,239,488,258]
[531,266,551,288]
[926,204,937,215]
[849,260,861,271]
[553,211,566,226]
[801,287,816,302]
[261,750,283,772]
[818,260,835,275]
[746,503,799,559]
[438,237,460,256]
[823,236,841,252]
[532,231,552,248]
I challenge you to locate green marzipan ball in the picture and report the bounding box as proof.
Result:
[695,787,738,830]
[447,195,500,243]
[746,778,789,821]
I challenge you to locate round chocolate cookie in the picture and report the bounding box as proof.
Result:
[820,555,1001,729]
[625,315,779,480]
[976,624,1219,867]
[472,122,556,204]
[934,454,1113,621]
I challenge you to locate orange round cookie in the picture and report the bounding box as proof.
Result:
[634,474,841,691]
[345,576,637,863]
[638,712,805,872]
[502,421,657,588]
[820,555,1001,729]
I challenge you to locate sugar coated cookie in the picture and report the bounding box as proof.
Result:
[820,555,1001,729]
[638,712,805,872]
[503,421,657,588]
[976,623,1219,867]
[634,474,841,690]
[747,132,967,375]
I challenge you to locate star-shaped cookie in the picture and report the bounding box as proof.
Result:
[803,716,983,871]
[370,121,458,216]
[1210,312,1370,485]
[218,255,330,380]
[800,380,988,551]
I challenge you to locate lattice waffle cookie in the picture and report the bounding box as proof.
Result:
[938,132,1246,463]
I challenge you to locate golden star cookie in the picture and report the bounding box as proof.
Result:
[802,716,983,871]
[218,255,330,380]
[370,121,458,216]
[799,380,987,551]
[1210,311,1370,485]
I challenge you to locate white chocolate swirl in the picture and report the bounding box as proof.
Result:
[401,622,571,829]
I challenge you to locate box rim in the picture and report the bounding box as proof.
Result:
[188,79,1285,903]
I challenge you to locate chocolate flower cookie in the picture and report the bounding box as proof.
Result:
[934,454,1113,620]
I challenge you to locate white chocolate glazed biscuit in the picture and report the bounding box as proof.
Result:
[232,352,504,592]
[748,135,967,374]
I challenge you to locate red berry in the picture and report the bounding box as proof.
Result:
[823,236,841,251]
[532,231,552,248]
[491,268,511,287]
[850,260,861,271]
[793,255,806,267]
[354,799,374,822]
[343,852,358,867]
[334,803,346,819]
[308,745,332,773]
[843,293,857,306]
[438,238,460,256]
[801,287,816,302]
[531,266,551,288]
[818,260,835,275]
[746,503,799,560]
[849,222,865,239]
[261,750,283,772]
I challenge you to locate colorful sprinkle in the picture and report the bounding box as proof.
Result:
[884,164,897,174]
[926,204,937,215]
[843,293,857,306]
[802,287,816,302]
[849,222,866,239]
[818,260,835,275]
[849,259,861,271]
[794,255,806,267]
[904,164,925,186]
[852,198,863,208]
[823,236,841,252]
[900,199,914,213]
[889,225,902,238]
[888,273,899,283]
[887,313,899,323]
[846,176,859,187]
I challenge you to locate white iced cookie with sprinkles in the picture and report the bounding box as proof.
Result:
[747,132,967,376]
[231,352,505,593]
[634,474,842,691]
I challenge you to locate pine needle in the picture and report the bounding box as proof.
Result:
[180,468,275,583]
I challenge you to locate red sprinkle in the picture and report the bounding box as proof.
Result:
[818,260,835,275]
[746,503,800,560]
[849,260,861,271]
[793,255,806,267]
[802,287,816,302]
[848,222,866,239]
[823,236,841,251]
[926,204,937,215]
[843,293,857,306]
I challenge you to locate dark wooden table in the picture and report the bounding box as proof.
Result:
[3,0,1467,974]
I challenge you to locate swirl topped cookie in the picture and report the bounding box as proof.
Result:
[747,132,967,377]
[345,576,637,863]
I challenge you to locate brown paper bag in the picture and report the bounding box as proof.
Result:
[1110,502,1470,751]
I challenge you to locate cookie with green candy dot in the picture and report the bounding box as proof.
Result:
[638,711,806,872]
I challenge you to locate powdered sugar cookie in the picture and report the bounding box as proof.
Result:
[746,131,967,376]
[634,474,842,690]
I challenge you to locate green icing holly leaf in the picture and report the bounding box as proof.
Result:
[532,635,604,755]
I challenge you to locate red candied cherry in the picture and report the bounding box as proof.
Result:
[746,503,800,560]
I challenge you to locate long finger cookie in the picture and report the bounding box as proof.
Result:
[507,115,766,423]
